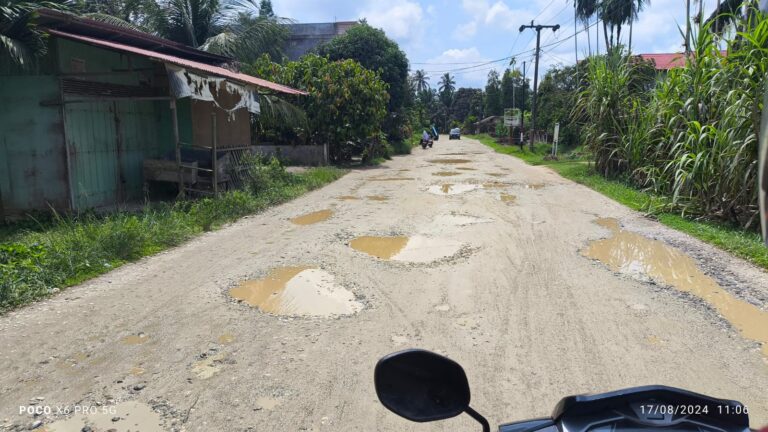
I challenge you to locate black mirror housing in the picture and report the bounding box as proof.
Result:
[374,349,471,422]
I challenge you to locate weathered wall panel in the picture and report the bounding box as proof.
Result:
[57,39,175,210]
[190,85,251,149]
[0,75,68,215]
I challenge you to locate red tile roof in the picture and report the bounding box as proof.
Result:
[638,53,688,70]
[48,29,307,96]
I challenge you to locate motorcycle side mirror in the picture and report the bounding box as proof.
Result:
[374,349,490,432]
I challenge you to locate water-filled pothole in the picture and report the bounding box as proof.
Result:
[121,333,148,345]
[290,209,333,225]
[40,401,164,432]
[350,235,462,262]
[456,167,476,171]
[230,267,362,317]
[336,195,360,201]
[582,218,768,356]
[367,195,390,201]
[487,172,505,177]
[427,159,472,164]
[500,193,517,203]
[428,183,482,195]
[433,171,461,177]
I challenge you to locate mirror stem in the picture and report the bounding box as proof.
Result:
[465,406,491,432]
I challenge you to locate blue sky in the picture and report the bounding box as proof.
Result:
[275,0,715,88]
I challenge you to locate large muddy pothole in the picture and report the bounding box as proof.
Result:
[582,218,768,356]
[230,267,363,317]
[427,159,472,164]
[290,209,333,225]
[40,401,164,432]
[428,183,482,195]
[350,235,463,263]
[433,171,461,177]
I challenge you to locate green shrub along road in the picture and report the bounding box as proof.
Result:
[0,159,345,312]
[473,134,768,270]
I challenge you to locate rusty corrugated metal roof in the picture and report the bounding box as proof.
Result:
[48,29,308,96]
[37,9,230,65]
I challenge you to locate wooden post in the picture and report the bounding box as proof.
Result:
[212,112,218,197]
[170,99,184,198]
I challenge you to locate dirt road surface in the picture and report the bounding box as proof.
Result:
[1,136,767,431]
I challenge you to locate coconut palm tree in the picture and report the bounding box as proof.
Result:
[438,72,455,95]
[575,0,598,54]
[0,0,69,68]
[412,69,430,93]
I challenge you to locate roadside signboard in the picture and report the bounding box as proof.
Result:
[504,108,521,127]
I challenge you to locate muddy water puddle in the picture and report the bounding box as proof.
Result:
[218,334,235,344]
[500,193,517,203]
[349,236,408,260]
[230,267,362,317]
[121,333,149,345]
[350,235,462,263]
[40,401,164,432]
[428,183,482,195]
[456,167,476,171]
[486,172,506,177]
[129,366,146,376]
[433,171,461,177]
[582,218,768,356]
[290,209,333,225]
[336,195,360,201]
[367,195,390,201]
[427,159,472,164]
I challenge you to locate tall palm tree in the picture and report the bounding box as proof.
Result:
[575,0,598,55]
[438,72,456,95]
[412,69,430,93]
[0,0,69,68]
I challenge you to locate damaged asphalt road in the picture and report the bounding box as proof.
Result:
[1,136,767,431]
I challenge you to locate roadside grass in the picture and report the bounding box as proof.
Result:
[472,134,768,270]
[0,164,346,312]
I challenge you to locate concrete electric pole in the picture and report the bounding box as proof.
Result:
[519,21,560,151]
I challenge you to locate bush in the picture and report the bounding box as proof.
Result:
[575,12,768,230]
[247,54,389,162]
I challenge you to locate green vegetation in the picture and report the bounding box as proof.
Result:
[0,158,345,312]
[473,134,768,270]
[247,54,390,163]
[316,23,411,142]
[576,14,766,231]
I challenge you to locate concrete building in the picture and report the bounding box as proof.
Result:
[283,22,357,60]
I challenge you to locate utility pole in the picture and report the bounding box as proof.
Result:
[521,61,526,147]
[520,21,560,151]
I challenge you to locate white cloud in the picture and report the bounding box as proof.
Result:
[454,21,478,39]
[455,0,535,40]
[359,0,425,41]
[424,47,492,87]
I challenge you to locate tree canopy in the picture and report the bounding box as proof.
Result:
[316,22,409,116]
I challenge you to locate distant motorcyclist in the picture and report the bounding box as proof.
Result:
[422,130,430,142]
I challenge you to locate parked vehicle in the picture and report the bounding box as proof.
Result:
[374,349,751,432]
[449,127,461,140]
